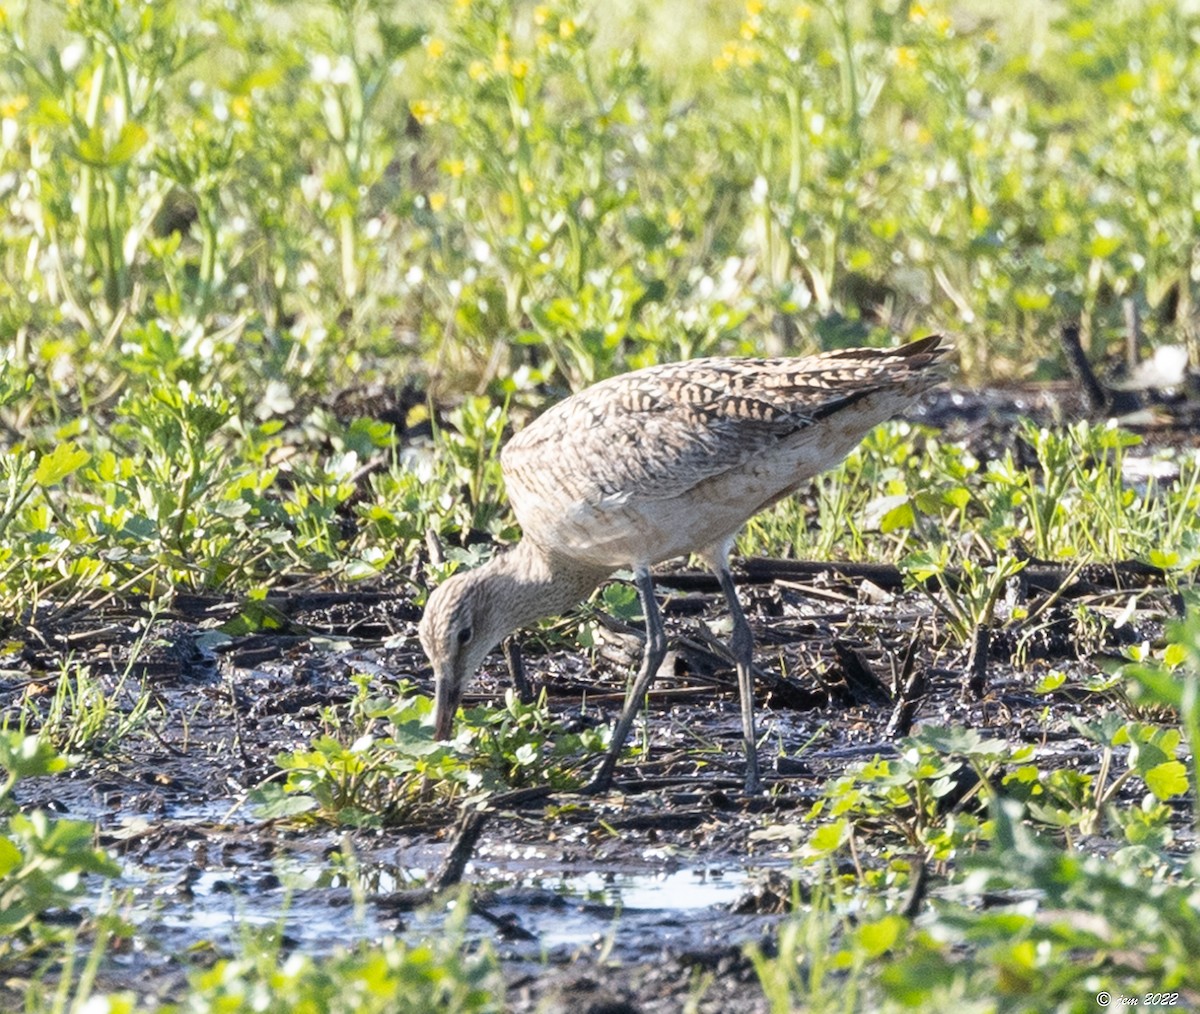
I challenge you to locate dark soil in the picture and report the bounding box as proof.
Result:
[2,385,1196,1012]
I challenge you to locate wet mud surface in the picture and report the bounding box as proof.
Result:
[3,385,1198,1011]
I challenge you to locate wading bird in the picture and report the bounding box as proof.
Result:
[420,336,950,793]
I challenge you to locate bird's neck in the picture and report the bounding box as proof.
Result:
[481,539,610,633]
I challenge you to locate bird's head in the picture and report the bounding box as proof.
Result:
[419,567,510,740]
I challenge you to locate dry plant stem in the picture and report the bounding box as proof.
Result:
[434,808,491,890]
[962,624,991,702]
[502,636,533,705]
[886,660,927,738]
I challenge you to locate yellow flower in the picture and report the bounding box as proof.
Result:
[493,38,511,74]
[794,4,811,21]
[409,99,439,125]
[736,42,758,67]
[893,46,916,69]
[713,40,738,72]
[425,37,446,60]
[559,17,576,39]
[468,60,489,81]
[533,4,550,25]
[909,2,926,21]
[443,159,466,178]
[230,94,251,120]
[746,0,764,13]
[0,94,29,117]
[429,191,447,212]
[511,58,530,79]
[740,19,758,40]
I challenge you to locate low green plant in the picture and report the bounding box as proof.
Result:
[251,673,612,826]
[0,732,121,970]
[762,727,1009,879]
[1003,715,1188,845]
[19,890,503,1014]
[901,547,1027,645]
[751,798,1200,1011]
[460,688,609,790]
[785,714,1192,872]
[882,801,1200,1006]
[748,885,898,1014]
[249,680,462,828]
[173,919,501,1014]
[435,395,513,533]
[24,658,160,758]
[1117,600,1200,830]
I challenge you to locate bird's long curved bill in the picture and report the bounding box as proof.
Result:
[432,670,459,740]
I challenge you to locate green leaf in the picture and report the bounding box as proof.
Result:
[910,726,1010,760]
[1034,670,1066,694]
[76,123,149,167]
[221,602,303,635]
[854,915,905,958]
[0,835,22,877]
[35,441,90,486]
[1123,664,1184,709]
[1144,760,1188,800]
[108,122,149,164]
[626,214,666,248]
[378,21,425,57]
[806,819,849,856]
[1149,549,1180,569]
[0,733,71,780]
[942,486,972,511]
[1163,642,1187,669]
[880,499,915,533]
[1014,287,1052,311]
[247,785,317,819]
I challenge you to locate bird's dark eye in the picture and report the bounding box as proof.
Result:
[456,626,473,646]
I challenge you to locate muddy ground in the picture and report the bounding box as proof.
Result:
[3,385,1197,1012]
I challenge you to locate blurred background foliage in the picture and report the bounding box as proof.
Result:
[1,0,1199,601]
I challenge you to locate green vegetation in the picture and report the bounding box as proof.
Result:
[1,0,1200,608]
[249,676,607,826]
[1,730,504,1011]
[0,732,121,968]
[752,800,1200,1013]
[749,611,1200,1009]
[2,0,1200,1009]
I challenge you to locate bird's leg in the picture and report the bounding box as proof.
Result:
[714,563,762,794]
[584,566,666,794]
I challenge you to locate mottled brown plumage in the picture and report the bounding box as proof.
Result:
[420,336,951,793]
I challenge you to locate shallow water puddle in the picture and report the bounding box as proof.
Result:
[112,845,770,962]
[546,866,749,911]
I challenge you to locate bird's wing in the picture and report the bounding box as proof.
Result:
[500,338,946,508]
